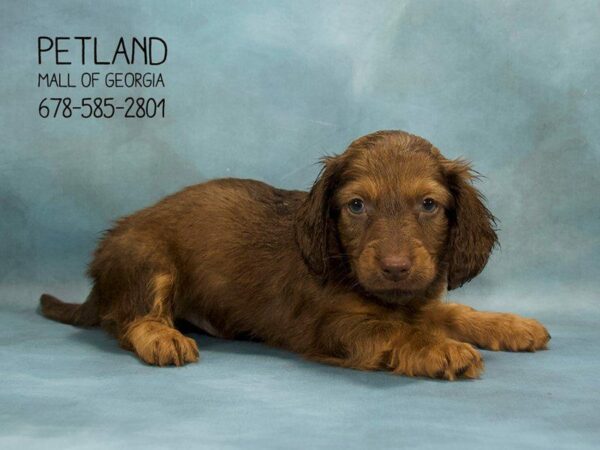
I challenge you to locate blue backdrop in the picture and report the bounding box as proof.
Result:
[1,1,599,448]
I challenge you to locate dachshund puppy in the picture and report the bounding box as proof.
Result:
[40,130,550,379]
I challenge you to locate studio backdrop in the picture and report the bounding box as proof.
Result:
[1,1,599,449]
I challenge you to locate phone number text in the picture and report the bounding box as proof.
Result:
[38,97,165,118]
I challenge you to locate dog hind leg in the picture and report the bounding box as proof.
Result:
[116,272,199,366]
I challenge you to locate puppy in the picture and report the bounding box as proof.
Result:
[40,130,550,379]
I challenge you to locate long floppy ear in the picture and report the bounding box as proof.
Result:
[442,158,498,290]
[295,155,346,276]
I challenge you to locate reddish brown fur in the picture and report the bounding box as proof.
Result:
[40,130,550,379]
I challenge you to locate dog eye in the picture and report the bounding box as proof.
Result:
[348,198,365,214]
[421,198,437,213]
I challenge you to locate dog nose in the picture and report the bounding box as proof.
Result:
[380,256,412,281]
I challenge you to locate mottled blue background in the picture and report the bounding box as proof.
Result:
[1,1,599,449]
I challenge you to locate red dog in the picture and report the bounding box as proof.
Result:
[41,130,550,379]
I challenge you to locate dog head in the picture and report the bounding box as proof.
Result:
[295,130,497,300]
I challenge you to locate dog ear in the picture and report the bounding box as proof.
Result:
[441,157,498,290]
[295,155,346,276]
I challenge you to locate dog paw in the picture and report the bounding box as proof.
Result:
[390,339,484,380]
[480,315,550,352]
[127,321,200,366]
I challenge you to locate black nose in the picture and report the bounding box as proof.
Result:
[380,256,412,281]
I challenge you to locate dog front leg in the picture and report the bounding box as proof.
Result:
[309,309,483,380]
[419,302,550,351]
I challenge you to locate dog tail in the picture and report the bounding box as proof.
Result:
[39,290,100,327]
